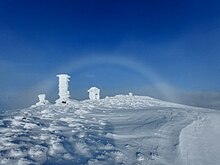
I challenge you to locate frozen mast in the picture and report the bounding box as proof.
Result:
[56,74,71,104]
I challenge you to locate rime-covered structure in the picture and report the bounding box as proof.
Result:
[56,74,71,104]
[88,87,100,100]
[35,94,49,106]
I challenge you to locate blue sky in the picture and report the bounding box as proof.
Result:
[1,0,220,110]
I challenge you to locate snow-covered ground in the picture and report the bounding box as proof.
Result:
[0,95,220,164]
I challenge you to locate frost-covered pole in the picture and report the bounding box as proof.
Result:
[56,74,71,104]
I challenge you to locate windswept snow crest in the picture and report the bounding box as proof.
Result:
[178,112,220,165]
[0,95,220,164]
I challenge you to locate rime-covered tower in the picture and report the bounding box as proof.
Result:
[56,74,71,104]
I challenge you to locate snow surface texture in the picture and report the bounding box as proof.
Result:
[0,95,220,165]
[56,74,71,104]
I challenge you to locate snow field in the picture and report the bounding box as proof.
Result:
[178,112,220,165]
[0,95,219,164]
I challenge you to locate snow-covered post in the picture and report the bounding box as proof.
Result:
[56,74,71,104]
[38,94,46,103]
[33,94,49,107]
[88,87,100,100]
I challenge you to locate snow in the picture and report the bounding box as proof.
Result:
[178,112,220,165]
[0,95,220,164]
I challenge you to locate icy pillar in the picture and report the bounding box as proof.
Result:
[38,94,46,103]
[56,74,71,104]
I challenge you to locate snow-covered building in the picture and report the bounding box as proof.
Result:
[88,87,100,100]
[56,74,71,104]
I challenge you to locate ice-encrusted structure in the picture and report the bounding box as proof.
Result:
[88,87,100,100]
[56,74,71,104]
[33,94,49,106]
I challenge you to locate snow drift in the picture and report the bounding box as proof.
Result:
[0,95,220,164]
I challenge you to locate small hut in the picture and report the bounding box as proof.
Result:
[88,87,100,100]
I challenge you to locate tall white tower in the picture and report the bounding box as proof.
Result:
[56,74,71,104]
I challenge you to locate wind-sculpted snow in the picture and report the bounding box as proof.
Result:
[0,95,220,164]
[0,106,117,164]
[178,112,220,165]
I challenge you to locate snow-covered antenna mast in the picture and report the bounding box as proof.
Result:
[56,74,71,104]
